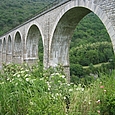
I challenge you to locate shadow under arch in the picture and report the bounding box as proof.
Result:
[13,31,22,64]
[7,35,12,64]
[26,24,43,65]
[2,38,6,63]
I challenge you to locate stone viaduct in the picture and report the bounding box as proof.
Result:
[0,0,115,81]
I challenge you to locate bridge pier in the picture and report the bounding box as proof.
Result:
[6,53,12,64]
[2,53,6,64]
[24,58,38,66]
[63,65,70,83]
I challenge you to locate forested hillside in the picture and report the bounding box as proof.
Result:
[0,0,115,78]
[0,0,55,35]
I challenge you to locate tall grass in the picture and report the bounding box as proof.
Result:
[0,63,115,115]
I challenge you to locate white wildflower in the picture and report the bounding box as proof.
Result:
[15,83,18,86]
[55,93,58,96]
[25,69,29,72]
[47,82,51,88]
[76,87,84,91]
[0,82,4,84]
[13,73,17,76]
[55,73,59,75]
[40,78,44,81]
[88,101,91,105]
[7,78,10,81]
[17,74,20,78]
[20,71,25,74]
[69,88,73,92]
[58,80,61,83]
[64,96,66,100]
[48,87,50,91]
[30,101,34,105]
[25,74,29,77]
[61,75,65,78]
[26,78,30,82]
[67,84,70,86]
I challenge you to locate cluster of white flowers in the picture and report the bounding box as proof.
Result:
[60,75,65,78]
[75,84,84,92]
[0,82,4,85]
[46,81,51,91]
[50,92,62,100]
[26,78,31,82]
[24,74,30,78]
[69,88,73,92]
[50,73,60,77]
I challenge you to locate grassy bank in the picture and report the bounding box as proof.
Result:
[0,63,115,115]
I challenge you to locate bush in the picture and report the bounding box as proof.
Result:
[70,64,84,77]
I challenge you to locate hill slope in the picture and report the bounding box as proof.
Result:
[0,0,55,35]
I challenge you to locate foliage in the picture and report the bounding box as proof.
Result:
[0,63,115,115]
[70,41,115,78]
[68,71,115,115]
[69,13,114,78]
[70,42,114,66]
[0,0,55,36]
[70,63,84,77]
[71,13,110,47]
[0,63,67,115]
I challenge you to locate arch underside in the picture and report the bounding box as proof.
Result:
[50,7,91,67]
[26,25,41,64]
[2,38,6,63]
[7,36,12,64]
[14,32,22,64]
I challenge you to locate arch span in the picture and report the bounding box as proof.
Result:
[50,7,92,67]
[2,38,6,63]
[49,1,115,81]
[26,24,43,65]
[7,35,12,64]
[13,31,22,64]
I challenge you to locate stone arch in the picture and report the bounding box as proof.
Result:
[25,23,44,46]
[49,0,115,68]
[2,37,6,63]
[3,38,6,54]
[49,0,115,81]
[50,7,92,67]
[7,35,12,54]
[26,24,43,65]
[7,35,12,63]
[13,31,22,64]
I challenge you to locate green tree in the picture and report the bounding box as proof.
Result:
[70,63,84,77]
